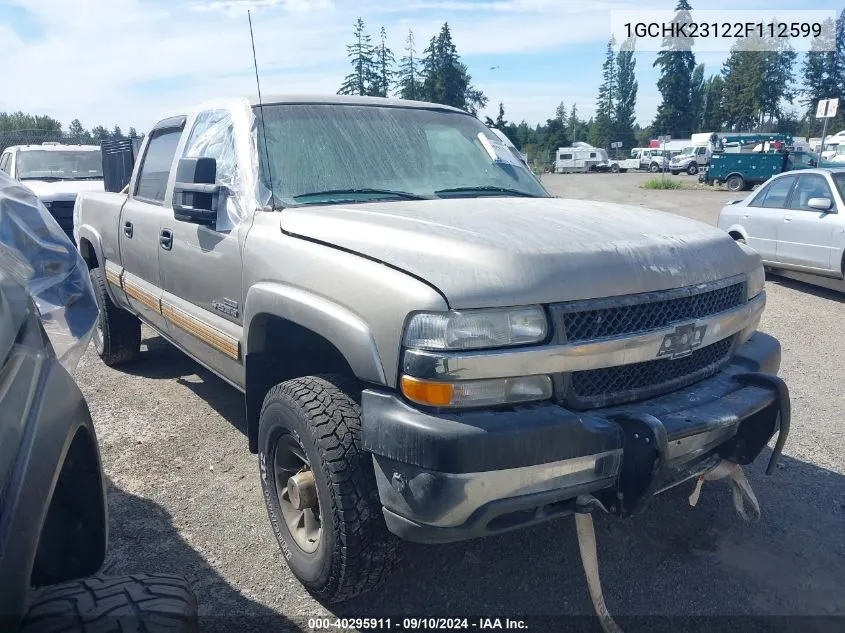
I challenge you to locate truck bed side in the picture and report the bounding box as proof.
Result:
[74,192,128,278]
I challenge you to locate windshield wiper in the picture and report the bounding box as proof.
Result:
[434,186,541,198]
[293,188,432,203]
[20,176,64,182]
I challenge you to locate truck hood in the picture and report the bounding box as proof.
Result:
[280,197,759,308]
[22,179,104,202]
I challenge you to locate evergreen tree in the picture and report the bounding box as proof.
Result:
[128,127,138,138]
[373,27,395,98]
[759,31,796,127]
[554,101,567,124]
[615,39,638,149]
[111,125,124,140]
[495,102,506,128]
[689,63,705,132]
[801,17,838,135]
[652,0,696,137]
[420,23,486,113]
[700,75,725,131]
[590,37,617,148]
[338,18,378,97]
[396,30,423,100]
[568,104,578,139]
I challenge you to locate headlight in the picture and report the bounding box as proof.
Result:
[403,306,548,351]
[747,266,765,300]
[400,374,553,408]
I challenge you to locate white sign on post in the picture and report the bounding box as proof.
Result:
[817,98,839,119]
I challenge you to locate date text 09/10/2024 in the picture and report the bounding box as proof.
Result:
[307,618,528,631]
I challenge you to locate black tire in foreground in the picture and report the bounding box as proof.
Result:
[89,267,141,366]
[20,574,197,633]
[258,375,399,603]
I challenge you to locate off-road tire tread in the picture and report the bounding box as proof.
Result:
[90,267,141,366]
[262,375,399,603]
[20,574,197,633]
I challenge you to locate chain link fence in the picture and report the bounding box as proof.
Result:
[0,130,143,154]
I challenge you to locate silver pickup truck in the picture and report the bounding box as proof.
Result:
[74,95,790,603]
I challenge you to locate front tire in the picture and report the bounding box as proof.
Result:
[258,375,398,603]
[649,163,660,173]
[89,267,141,366]
[687,162,699,175]
[20,574,197,633]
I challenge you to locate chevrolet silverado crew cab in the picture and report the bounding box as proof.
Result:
[0,143,103,240]
[74,95,790,603]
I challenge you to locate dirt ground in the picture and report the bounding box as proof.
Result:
[74,171,845,633]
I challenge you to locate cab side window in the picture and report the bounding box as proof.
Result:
[749,176,795,208]
[134,124,184,204]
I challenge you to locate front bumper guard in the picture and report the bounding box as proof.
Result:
[599,371,789,517]
[363,333,789,541]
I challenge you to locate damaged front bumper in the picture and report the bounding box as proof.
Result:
[362,332,789,543]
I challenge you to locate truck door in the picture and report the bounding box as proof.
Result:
[777,173,839,272]
[157,109,245,387]
[118,116,186,333]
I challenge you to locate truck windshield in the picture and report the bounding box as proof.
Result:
[16,150,103,181]
[255,103,548,207]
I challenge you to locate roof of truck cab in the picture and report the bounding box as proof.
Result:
[8,144,101,152]
[249,94,468,114]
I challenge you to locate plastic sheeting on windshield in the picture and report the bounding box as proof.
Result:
[0,171,98,374]
[181,98,264,230]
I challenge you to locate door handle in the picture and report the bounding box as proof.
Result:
[123,221,133,238]
[784,215,793,222]
[160,229,173,250]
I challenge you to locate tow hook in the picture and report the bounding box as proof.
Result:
[573,495,623,633]
[688,460,761,522]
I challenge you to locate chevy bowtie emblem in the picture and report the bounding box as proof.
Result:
[658,323,707,360]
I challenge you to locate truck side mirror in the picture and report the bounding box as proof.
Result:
[172,157,226,225]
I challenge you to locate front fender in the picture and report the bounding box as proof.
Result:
[243,282,387,385]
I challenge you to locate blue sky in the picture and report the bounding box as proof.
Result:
[0,0,841,133]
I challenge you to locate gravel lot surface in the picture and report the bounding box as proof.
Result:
[75,171,845,632]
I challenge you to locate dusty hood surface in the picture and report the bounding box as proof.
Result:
[280,197,759,308]
[23,179,104,201]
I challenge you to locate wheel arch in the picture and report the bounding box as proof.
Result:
[243,283,388,453]
[76,226,103,270]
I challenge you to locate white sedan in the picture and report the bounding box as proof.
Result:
[718,168,845,292]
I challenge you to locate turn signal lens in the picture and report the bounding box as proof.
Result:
[400,376,454,406]
[401,374,552,408]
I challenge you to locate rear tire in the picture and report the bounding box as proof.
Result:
[610,163,620,173]
[20,574,197,633]
[89,267,141,366]
[670,171,680,176]
[258,375,399,603]
[726,175,745,192]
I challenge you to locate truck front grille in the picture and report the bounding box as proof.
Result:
[557,280,745,343]
[46,201,75,241]
[551,278,747,409]
[565,336,735,409]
